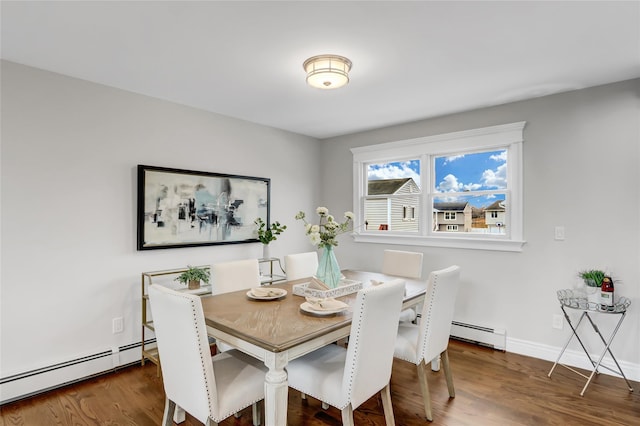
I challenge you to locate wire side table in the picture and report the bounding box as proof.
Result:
[548,289,633,396]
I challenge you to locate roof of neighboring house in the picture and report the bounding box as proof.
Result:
[433,201,469,211]
[368,178,414,195]
[485,200,506,211]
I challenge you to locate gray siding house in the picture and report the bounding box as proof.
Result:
[366,178,420,231]
[433,201,472,232]
[485,200,506,234]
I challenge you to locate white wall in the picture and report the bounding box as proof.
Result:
[0,61,321,400]
[321,79,640,378]
[2,60,638,401]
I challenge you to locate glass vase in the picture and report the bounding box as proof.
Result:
[316,245,341,289]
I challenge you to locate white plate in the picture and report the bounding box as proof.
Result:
[246,288,287,301]
[299,301,348,316]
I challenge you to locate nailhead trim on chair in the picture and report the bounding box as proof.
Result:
[342,291,367,410]
[418,274,439,363]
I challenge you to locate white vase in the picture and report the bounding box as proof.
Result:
[584,286,600,305]
[262,244,270,260]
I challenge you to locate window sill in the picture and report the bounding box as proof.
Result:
[352,232,526,252]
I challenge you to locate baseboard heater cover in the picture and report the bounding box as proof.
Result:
[450,321,506,351]
[0,341,146,405]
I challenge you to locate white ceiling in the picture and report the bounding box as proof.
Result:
[2,1,639,139]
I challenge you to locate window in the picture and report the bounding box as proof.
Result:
[403,205,415,221]
[351,122,525,252]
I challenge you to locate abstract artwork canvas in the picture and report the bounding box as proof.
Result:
[137,165,269,250]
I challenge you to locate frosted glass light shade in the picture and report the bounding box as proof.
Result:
[303,55,352,89]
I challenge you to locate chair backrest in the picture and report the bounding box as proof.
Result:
[342,278,406,409]
[417,265,461,363]
[382,249,424,279]
[211,258,260,295]
[284,252,319,280]
[148,284,217,424]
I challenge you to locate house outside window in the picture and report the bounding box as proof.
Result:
[351,122,526,252]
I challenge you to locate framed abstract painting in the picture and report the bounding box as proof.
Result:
[137,165,270,250]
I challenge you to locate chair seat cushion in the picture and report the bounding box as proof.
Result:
[212,350,268,421]
[394,322,420,363]
[286,344,348,409]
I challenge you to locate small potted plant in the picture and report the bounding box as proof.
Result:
[254,218,287,259]
[578,269,607,304]
[175,266,210,290]
[578,269,606,288]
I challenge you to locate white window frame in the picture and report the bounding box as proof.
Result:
[446,224,459,232]
[351,122,526,252]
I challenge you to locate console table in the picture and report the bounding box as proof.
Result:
[547,289,633,396]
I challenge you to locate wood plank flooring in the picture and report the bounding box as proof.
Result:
[1,340,638,425]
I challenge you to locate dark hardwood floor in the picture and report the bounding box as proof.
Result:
[1,340,638,425]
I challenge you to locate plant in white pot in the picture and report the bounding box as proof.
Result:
[578,269,606,304]
[254,218,287,259]
[175,266,210,290]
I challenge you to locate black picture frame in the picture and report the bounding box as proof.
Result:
[137,165,270,250]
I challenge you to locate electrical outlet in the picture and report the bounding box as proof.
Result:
[552,314,563,330]
[112,317,124,334]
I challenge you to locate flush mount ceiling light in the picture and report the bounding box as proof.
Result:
[303,54,352,89]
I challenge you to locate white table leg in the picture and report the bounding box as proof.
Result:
[173,405,186,423]
[263,351,289,426]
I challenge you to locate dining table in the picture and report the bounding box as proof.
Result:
[199,269,428,426]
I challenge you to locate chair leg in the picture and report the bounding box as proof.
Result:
[321,402,329,410]
[301,392,306,400]
[340,403,355,426]
[380,383,396,426]
[234,412,241,418]
[417,360,433,421]
[205,418,218,426]
[252,402,261,426]
[441,350,455,398]
[162,398,176,426]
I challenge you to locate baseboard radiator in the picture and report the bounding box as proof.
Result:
[0,342,144,405]
[450,321,506,351]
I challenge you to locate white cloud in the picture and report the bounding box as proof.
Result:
[490,151,507,162]
[482,163,507,188]
[437,174,461,192]
[368,162,420,184]
[443,154,465,165]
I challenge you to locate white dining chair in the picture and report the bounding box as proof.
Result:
[382,249,424,322]
[210,258,261,353]
[286,279,406,426]
[211,258,261,295]
[393,265,461,422]
[284,251,319,280]
[148,284,267,426]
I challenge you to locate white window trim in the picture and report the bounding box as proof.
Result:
[351,121,526,252]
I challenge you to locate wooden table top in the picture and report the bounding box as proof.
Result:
[200,270,427,353]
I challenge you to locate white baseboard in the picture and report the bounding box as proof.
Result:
[506,336,640,383]
[0,343,142,404]
[3,336,636,404]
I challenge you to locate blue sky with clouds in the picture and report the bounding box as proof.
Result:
[367,150,507,207]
